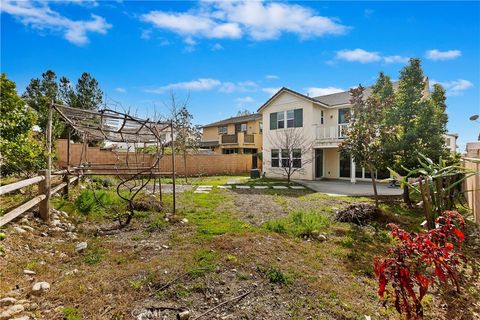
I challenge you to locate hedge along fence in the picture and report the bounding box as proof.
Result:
[56,139,261,176]
[0,170,80,226]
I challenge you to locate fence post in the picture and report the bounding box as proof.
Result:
[38,169,51,221]
[62,173,69,199]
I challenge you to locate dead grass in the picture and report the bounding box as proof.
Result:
[0,180,478,319]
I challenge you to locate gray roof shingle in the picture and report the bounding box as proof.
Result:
[202,113,262,128]
[313,82,399,107]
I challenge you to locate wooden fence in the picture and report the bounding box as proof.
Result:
[463,157,480,224]
[0,170,79,227]
[56,139,260,175]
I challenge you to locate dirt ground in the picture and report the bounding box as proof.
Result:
[1,185,479,320]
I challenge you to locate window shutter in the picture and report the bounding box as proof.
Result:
[294,109,303,127]
[270,112,277,130]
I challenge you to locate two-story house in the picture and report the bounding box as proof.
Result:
[258,85,412,182]
[200,113,263,154]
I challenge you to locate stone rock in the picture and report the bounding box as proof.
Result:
[180,218,189,224]
[66,232,77,240]
[32,281,50,294]
[13,226,27,233]
[19,217,29,224]
[23,269,36,275]
[11,316,31,320]
[40,232,49,237]
[51,219,61,227]
[161,245,169,249]
[0,297,16,307]
[311,230,327,242]
[22,225,35,232]
[25,302,39,311]
[75,242,88,252]
[0,304,24,319]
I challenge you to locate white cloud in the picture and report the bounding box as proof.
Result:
[306,87,344,97]
[431,79,473,96]
[141,1,348,44]
[262,87,281,95]
[219,80,258,93]
[146,78,258,94]
[115,87,126,93]
[141,11,242,43]
[146,78,221,94]
[140,29,152,40]
[426,49,461,61]
[265,74,279,80]
[211,43,224,51]
[235,96,254,103]
[1,0,111,45]
[383,55,410,64]
[335,49,381,63]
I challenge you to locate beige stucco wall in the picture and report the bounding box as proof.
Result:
[323,148,340,178]
[261,91,318,180]
[201,118,263,153]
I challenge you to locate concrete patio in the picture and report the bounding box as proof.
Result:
[295,179,403,196]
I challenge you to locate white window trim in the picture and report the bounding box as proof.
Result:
[271,149,280,168]
[286,110,295,128]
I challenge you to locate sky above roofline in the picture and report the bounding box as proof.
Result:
[1,1,479,151]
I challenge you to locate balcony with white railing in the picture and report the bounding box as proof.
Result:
[315,124,348,141]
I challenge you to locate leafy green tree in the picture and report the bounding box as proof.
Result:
[24,71,104,142]
[236,109,251,116]
[22,70,64,139]
[0,73,46,176]
[371,72,394,101]
[340,83,394,207]
[72,72,104,110]
[385,59,448,205]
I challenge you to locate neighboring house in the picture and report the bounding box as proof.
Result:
[200,113,263,154]
[466,142,480,158]
[258,82,430,182]
[444,133,459,153]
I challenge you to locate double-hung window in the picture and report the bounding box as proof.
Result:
[338,108,351,124]
[218,126,228,134]
[292,149,302,168]
[270,109,303,130]
[286,110,295,128]
[259,122,263,133]
[271,149,279,167]
[320,110,324,125]
[281,149,289,167]
[277,112,285,129]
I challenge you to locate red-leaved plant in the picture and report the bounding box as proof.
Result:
[374,211,465,319]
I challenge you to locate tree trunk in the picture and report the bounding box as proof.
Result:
[369,165,379,208]
[183,150,188,184]
[403,185,412,208]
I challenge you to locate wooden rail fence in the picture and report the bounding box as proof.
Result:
[0,170,80,227]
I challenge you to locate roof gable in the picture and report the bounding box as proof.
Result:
[202,113,262,128]
[257,87,326,113]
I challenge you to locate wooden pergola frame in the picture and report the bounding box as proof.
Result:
[49,102,177,215]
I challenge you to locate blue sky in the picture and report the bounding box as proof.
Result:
[1,1,479,151]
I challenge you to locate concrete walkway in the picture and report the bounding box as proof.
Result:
[295,179,403,196]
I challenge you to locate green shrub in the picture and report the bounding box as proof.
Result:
[265,220,287,234]
[83,248,105,265]
[266,209,330,239]
[261,266,291,285]
[63,307,81,320]
[75,190,121,216]
[91,176,115,188]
